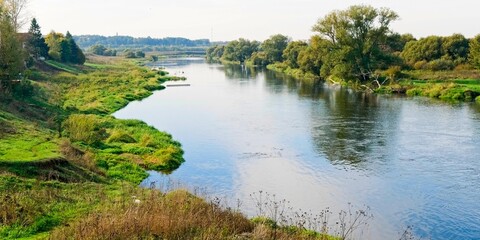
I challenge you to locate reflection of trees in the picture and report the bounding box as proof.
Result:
[309,89,402,168]
[262,68,398,167]
[222,64,260,80]
[264,69,325,97]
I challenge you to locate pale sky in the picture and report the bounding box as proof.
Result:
[27,0,480,41]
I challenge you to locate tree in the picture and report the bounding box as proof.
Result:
[261,34,289,64]
[45,31,64,61]
[401,34,469,68]
[312,5,399,81]
[135,50,145,58]
[2,0,28,31]
[222,38,259,63]
[297,36,327,76]
[26,18,49,59]
[89,44,107,55]
[0,4,24,91]
[44,31,85,64]
[442,34,469,63]
[65,31,85,64]
[89,44,116,56]
[283,40,307,68]
[206,45,224,62]
[469,35,480,69]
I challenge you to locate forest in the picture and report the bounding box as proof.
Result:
[206,5,480,101]
[73,35,211,49]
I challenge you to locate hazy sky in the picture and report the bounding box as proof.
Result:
[28,0,480,41]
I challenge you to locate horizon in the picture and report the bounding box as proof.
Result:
[27,0,480,42]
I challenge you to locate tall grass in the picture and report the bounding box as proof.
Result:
[50,188,253,240]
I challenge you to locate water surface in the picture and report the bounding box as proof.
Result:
[114,59,480,239]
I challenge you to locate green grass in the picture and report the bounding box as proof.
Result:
[0,175,116,239]
[62,114,184,183]
[0,111,60,162]
[52,62,179,115]
[44,60,82,74]
[401,79,480,101]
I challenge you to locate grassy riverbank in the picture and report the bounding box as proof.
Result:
[268,62,480,103]
[1,57,351,239]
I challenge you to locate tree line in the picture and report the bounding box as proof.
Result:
[1,0,85,97]
[206,5,480,83]
[74,35,210,49]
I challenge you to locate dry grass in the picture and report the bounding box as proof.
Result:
[50,188,254,240]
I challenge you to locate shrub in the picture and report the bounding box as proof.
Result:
[12,80,34,98]
[426,59,454,71]
[384,66,402,81]
[413,60,427,70]
[63,114,106,145]
[106,129,136,143]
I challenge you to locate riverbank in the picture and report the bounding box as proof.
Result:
[0,56,345,239]
[267,62,480,103]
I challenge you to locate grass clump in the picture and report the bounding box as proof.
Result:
[62,114,184,183]
[403,79,480,102]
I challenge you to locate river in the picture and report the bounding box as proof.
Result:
[113,58,480,240]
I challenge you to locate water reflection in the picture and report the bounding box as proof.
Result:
[114,59,480,240]
[223,64,260,80]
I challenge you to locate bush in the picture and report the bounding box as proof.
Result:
[12,80,34,98]
[106,129,136,143]
[384,66,402,81]
[413,60,428,70]
[426,59,455,71]
[454,64,474,71]
[125,51,136,58]
[63,114,106,145]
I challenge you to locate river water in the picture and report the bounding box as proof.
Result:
[114,58,480,240]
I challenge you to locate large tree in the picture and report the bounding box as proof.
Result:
[283,40,307,68]
[469,35,480,69]
[45,31,85,64]
[0,3,24,91]
[222,38,259,63]
[261,34,289,64]
[2,0,28,31]
[26,18,49,59]
[312,5,399,81]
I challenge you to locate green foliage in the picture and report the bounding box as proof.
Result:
[26,18,49,59]
[469,34,480,69]
[45,31,85,64]
[58,63,175,114]
[74,35,210,49]
[206,45,224,62]
[261,34,289,65]
[89,44,117,56]
[283,40,307,68]
[404,79,480,101]
[222,38,260,63]
[312,5,399,81]
[0,7,24,90]
[248,51,268,66]
[298,36,326,76]
[63,114,106,145]
[135,50,145,58]
[401,34,469,68]
[0,111,60,162]
[425,59,454,71]
[44,60,82,74]
[124,50,136,58]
